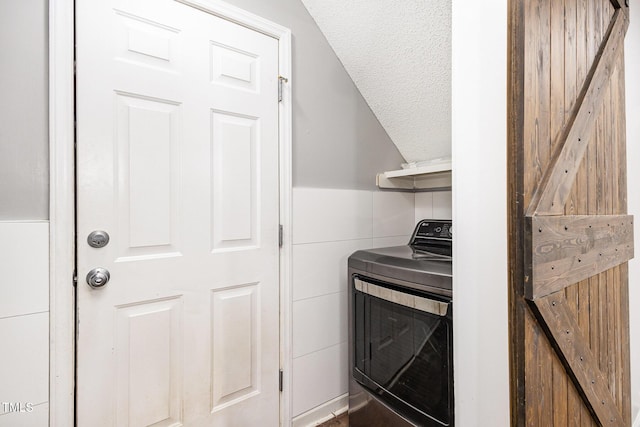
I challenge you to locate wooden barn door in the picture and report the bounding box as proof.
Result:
[509,0,634,425]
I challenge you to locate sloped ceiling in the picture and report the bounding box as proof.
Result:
[300,0,451,163]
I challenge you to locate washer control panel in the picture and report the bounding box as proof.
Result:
[413,220,452,240]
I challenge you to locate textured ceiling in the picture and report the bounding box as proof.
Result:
[300,0,452,163]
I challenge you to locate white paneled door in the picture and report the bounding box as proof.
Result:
[76,0,281,425]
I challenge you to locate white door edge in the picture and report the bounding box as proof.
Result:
[48,1,293,425]
[49,0,76,425]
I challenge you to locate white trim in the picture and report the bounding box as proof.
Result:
[277,30,294,427]
[52,0,293,425]
[176,0,291,38]
[291,394,348,427]
[49,0,75,425]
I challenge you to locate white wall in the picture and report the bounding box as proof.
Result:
[0,0,49,220]
[451,0,509,426]
[0,222,50,424]
[624,3,640,425]
[415,191,453,222]
[290,188,415,423]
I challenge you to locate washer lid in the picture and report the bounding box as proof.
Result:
[348,245,452,295]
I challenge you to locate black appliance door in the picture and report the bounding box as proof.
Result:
[353,277,453,426]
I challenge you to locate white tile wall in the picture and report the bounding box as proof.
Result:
[291,187,416,418]
[291,395,348,427]
[0,313,49,411]
[0,222,49,319]
[0,222,49,425]
[415,191,452,223]
[292,342,348,417]
[293,292,347,358]
[372,235,411,248]
[292,239,371,301]
[372,192,415,238]
[433,191,453,220]
[415,192,434,221]
[292,188,372,244]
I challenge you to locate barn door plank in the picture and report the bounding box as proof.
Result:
[532,295,625,426]
[528,10,628,216]
[527,214,634,299]
[619,263,632,421]
[524,0,551,190]
[614,53,632,424]
[573,6,595,425]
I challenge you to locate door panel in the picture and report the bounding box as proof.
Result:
[509,0,633,425]
[115,92,182,259]
[76,1,280,425]
[115,297,183,427]
[211,112,259,251]
[211,284,260,409]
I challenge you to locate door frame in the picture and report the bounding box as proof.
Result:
[49,0,293,424]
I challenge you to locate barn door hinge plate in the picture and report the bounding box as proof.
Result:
[279,224,283,248]
[278,76,288,102]
[279,369,284,392]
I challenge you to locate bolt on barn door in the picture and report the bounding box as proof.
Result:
[509,0,634,425]
[76,0,280,425]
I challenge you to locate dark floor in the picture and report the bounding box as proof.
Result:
[317,412,348,427]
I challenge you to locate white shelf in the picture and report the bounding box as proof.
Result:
[376,162,452,191]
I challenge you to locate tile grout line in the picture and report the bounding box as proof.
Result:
[0,310,49,321]
[292,340,347,361]
[293,290,347,304]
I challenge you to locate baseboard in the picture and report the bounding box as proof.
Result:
[291,394,348,427]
